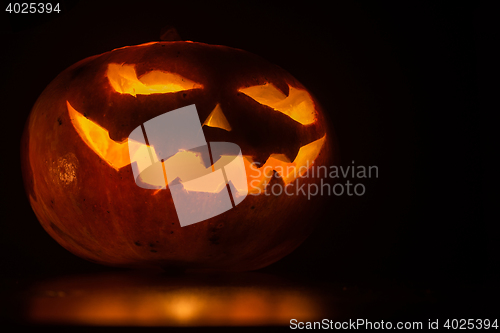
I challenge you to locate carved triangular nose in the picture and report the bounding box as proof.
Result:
[202,104,232,131]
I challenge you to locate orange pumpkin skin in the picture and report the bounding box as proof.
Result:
[21,41,334,271]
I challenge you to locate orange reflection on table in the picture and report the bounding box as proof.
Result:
[26,271,327,326]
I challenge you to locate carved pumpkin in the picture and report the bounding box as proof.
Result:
[21,40,333,271]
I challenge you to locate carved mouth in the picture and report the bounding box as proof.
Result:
[68,101,325,195]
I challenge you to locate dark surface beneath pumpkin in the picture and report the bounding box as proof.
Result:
[1,268,497,329]
[0,0,493,329]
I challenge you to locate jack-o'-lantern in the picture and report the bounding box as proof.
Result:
[21,38,334,271]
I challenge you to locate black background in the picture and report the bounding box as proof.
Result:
[0,0,493,326]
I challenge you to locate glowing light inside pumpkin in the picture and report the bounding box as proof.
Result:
[134,136,326,195]
[107,63,203,96]
[238,83,317,125]
[202,103,232,131]
[67,100,325,195]
[67,101,132,170]
[244,135,326,194]
[135,150,247,195]
[67,101,244,194]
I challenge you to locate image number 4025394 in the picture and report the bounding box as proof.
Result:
[5,2,61,14]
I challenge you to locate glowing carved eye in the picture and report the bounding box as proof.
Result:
[107,63,203,96]
[238,83,317,125]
